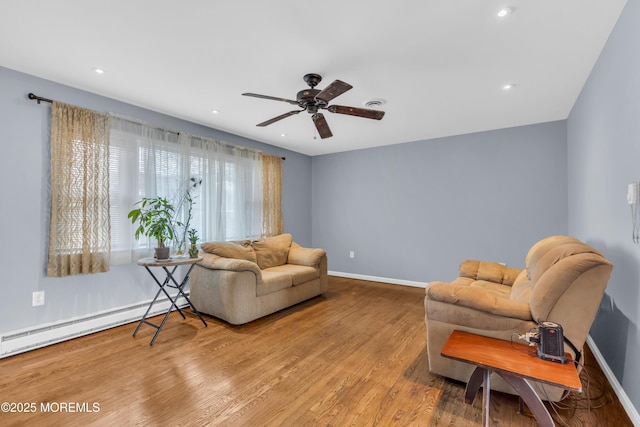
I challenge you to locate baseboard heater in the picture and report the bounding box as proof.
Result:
[0,296,189,359]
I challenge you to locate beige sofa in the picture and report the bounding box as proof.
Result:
[424,235,612,401]
[190,234,328,325]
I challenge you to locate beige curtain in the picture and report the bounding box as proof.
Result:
[262,154,283,236]
[47,102,111,277]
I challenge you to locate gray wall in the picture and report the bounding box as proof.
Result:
[0,66,311,335]
[567,0,640,410]
[311,121,568,283]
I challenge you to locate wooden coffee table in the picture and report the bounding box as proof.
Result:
[440,330,582,427]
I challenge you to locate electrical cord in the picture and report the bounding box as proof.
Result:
[535,356,612,426]
[511,329,609,424]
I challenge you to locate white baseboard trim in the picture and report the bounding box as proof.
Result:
[586,335,640,425]
[0,296,188,359]
[329,270,428,288]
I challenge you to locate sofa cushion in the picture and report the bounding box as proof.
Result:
[200,240,257,264]
[287,242,326,267]
[252,234,292,269]
[510,279,533,303]
[257,270,293,296]
[450,277,511,298]
[425,282,532,321]
[469,280,511,298]
[265,264,320,285]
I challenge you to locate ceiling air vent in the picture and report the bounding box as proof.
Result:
[363,98,387,108]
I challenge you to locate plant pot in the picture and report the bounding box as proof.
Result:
[155,247,171,260]
[189,243,199,258]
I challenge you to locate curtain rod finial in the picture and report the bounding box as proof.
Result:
[27,92,53,104]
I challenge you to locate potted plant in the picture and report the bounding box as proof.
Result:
[187,228,199,258]
[128,196,177,260]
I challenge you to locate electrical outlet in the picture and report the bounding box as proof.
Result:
[349,250,355,259]
[32,291,45,307]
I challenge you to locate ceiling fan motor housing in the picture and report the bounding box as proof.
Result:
[297,88,324,112]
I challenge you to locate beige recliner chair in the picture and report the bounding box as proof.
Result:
[424,236,613,401]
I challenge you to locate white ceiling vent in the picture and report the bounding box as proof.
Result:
[363,98,387,108]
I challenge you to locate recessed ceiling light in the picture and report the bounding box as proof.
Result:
[211,109,220,114]
[92,67,105,74]
[497,7,512,18]
[280,133,287,137]
[502,83,516,91]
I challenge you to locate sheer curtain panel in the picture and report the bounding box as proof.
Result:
[109,118,264,264]
[108,116,180,264]
[48,102,111,277]
[262,154,283,236]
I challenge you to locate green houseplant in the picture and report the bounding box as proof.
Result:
[128,196,177,260]
[187,228,199,258]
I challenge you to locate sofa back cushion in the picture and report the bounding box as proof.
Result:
[200,240,257,264]
[526,238,612,354]
[525,235,582,277]
[252,233,292,269]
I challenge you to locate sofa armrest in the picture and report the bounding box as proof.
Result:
[426,281,532,321]
[458,260,523,286]
[197,252,261,274]
[287,242,327,267]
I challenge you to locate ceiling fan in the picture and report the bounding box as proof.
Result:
[242,73,385,139]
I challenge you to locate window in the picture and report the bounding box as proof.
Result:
[108,117,264,264]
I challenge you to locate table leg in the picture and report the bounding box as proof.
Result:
[465,367,485,404]
[165,264,207,327]
[134,264,208,345]
[133,282,165,338]
[497,372,554,427]
[482,368,491,427]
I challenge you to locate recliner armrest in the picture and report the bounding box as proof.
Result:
[458,260,523,286]
[426,281,532,320]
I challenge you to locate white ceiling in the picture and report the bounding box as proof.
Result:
[0,1,627,156]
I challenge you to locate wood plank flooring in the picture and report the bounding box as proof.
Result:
[0,277,632,426]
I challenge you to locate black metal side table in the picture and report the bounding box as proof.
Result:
[134,256,207,345]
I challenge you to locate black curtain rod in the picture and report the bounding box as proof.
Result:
[27,92,284,160]
[28,92,53,104]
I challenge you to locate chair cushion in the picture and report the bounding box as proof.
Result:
[253,234,292,269]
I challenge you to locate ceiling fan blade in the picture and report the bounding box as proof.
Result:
[257,110,302,127]
[327,105,385,120]
[315,80,353,103]
[312,113,333,139]
[242,93,299,106]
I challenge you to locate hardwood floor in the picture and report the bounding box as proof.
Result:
[0,277,632,426]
